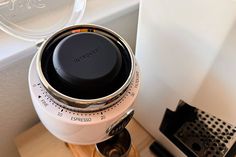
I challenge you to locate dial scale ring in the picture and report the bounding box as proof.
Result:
[29,56,140,125]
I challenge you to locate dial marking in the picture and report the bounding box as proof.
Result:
[101,115,106,120]
[32,67,139,125]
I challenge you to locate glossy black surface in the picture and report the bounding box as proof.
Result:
[41,28,131,99]
[53,32,122,94]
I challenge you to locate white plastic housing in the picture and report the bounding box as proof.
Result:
[134,0,236,156]
[28,55,140,144]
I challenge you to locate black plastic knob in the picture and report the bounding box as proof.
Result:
[41,28,132,99]
[52,32,122,93]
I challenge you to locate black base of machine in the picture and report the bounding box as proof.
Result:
[160,100,236,157]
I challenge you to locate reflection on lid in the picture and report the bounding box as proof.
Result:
[0,0,46,11]
[0,0,72,25]
[0,0,86,41]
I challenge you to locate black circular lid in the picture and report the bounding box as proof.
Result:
[52,32,122,94]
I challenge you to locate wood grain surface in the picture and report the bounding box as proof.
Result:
[15,119,156,157]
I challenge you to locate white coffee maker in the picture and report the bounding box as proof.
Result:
[134,0,236,156]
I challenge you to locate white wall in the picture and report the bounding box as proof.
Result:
[0,9,138,157]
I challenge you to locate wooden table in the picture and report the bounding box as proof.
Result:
[15,119,156,157]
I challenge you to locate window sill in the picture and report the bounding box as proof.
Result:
[0,0,139,69]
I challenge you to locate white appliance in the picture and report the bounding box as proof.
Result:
[28,25,140,144]
[134,0,236,156]
[0,0,140,145]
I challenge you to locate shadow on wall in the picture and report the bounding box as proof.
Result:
[193,19,236,125]
[0,51,38,157]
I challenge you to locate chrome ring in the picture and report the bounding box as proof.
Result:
[36,24,135,111]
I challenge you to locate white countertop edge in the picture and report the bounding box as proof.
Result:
[0,0,139,70]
